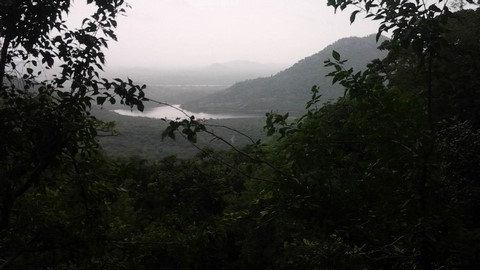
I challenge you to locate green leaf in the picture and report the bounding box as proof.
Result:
[428,4,441,13]
[47,57,54,67]
[267,128,275,136]
[376,31,383,42]
[350,10,360,24]
[187,133,197,143]
[96,96,107,105]
[137,102,144,112]
[332,50,341,61]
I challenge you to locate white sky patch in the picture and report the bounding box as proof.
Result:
[69,0,380,68]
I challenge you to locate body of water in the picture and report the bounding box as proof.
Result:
[113,104,258,120]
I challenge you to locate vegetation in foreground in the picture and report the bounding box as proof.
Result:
[1,1,480,269]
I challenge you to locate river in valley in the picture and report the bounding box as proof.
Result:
[113,104,258,120]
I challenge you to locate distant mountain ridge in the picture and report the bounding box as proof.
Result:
[106,61,287,86]
[206,60,286,73]
[182,34,387,115]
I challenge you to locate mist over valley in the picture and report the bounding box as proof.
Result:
[105,34,386,121]
[94,34,387,159]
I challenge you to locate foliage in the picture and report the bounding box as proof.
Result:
[368,8,480,127]
[254,2,480,268]
[0,1,146,268]
[2,0,480,269]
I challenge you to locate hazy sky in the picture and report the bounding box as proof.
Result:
[70,0,380,68]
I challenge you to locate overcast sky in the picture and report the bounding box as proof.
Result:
[70,0,380,69]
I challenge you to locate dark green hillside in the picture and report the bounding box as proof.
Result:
[183,34,387,115]
[92,107,266,159]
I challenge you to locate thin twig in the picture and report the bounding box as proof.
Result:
[204,123,257,144]
[178,132,282,184]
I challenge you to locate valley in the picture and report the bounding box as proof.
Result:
[95,34,387,159]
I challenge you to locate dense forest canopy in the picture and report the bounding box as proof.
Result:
[1,0,480,269]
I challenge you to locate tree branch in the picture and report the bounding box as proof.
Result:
[0,34,12,85]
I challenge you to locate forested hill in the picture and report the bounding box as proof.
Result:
[182,34,387,115]
[183,35,385,114]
